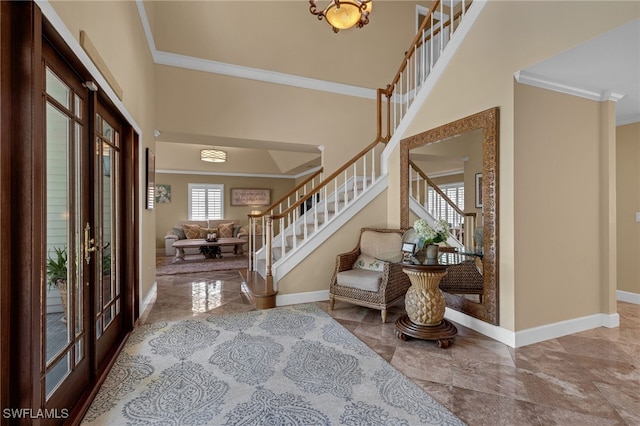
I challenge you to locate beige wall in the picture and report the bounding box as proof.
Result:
[617,123,640,294]
[394,1,639,331]
[155,173,295,248]
[50,0,158,303]
[514,84,604,329]
[148,1,418,90]
[154,66,377,176]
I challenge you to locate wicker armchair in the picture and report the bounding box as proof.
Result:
[329,228,411,323]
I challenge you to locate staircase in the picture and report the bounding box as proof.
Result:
[245,0,482,307]
[408,159,477,249]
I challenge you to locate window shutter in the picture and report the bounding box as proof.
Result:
[188,184,224,220]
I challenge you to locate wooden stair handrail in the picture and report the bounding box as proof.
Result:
[385,0,442,95]
[409,159,475,220]
[249,168,324,219]
[385,0,470,96]
[272,138,383,220]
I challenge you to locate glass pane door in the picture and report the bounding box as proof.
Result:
[94,108,123,367]
[43,66,88,399]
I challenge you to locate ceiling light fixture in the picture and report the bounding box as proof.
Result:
[309,0,372,33]
[200,148,227,163]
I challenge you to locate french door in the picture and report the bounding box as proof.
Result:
[42,38,126,414]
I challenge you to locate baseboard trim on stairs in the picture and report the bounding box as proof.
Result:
[276,290,329,307]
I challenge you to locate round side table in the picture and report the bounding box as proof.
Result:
[394,263,458,348]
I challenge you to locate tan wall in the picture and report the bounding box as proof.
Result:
[278,191,389,295]
[155,173,295,248]
[394,1,639,331]
[514,84,604,329]
[148,1,419,90]
[154,66,377,176]
[49,0,158,303]
[617,122,640,294]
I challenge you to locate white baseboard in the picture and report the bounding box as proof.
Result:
[140,281,158,316]
[277,291,624,349]
[445,307,621,348]
[444,308,516,347]
[276,290,330,307]
[515,312,620,348]
[617,290,640,304]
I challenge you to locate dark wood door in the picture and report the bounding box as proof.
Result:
[41,38,127,418]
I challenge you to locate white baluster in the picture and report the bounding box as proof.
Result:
[334,179,339,214]
[430,13,434,71]
[440,1,444,54]
[450,0,454,37]
[371,146,376,182]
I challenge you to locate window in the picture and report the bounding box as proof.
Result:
[188,183,224,220]
[427,182,464,227]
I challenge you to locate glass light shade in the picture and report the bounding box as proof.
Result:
[325,2,362,30]
[200,149,227,163]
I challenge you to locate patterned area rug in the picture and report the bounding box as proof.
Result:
[156,254,247,276]
[82,304,464,425]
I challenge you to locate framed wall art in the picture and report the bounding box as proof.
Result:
[230,188,270,206]
[145,148,155,210]
[475,173,483,208]
[155,184,171,204]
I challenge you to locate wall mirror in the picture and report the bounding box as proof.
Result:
[400,107,499,325]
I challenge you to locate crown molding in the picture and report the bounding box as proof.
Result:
[154,51,376,100]
[156,165,322,180]
[135,1,376,100]
[514,70,626,103]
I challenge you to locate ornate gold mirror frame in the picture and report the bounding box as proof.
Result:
[400,107,499,325]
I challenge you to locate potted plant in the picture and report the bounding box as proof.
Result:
[47,246,68,323]
[413,219,450,264]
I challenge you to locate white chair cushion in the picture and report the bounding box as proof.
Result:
[336,269,382,292]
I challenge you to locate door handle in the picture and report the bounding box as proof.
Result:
[84,222,97,264]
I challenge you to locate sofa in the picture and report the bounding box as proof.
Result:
[164,220,248,257]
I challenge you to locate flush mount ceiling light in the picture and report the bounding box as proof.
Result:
[200,148,227,163]
[309,0,372,33]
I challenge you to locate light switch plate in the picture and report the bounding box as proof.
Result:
[636,212,640,222]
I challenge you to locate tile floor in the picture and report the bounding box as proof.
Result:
[140,270,639,426]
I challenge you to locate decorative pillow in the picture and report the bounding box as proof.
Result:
[172,227,187,240]
[352,254,385,272]
[198,227,218,239]
[218,222,234,238]
[182,223,203,239]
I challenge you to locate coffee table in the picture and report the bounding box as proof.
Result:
[172,238,246,263]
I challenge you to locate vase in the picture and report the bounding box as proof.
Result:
[425,244,439,265]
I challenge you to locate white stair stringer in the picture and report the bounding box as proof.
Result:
[409,196,463,249]
[255,175,388,291]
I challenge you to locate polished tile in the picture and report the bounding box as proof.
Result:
[140,271,640,425]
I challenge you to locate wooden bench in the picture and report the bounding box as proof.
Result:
[172,238,246,263]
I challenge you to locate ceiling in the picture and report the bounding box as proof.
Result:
[521,18,640,126]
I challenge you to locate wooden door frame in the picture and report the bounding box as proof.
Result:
[0,2,140,423]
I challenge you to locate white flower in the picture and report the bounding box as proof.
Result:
[413,219,450,246]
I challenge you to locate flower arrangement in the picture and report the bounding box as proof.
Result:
[413,219,450,248]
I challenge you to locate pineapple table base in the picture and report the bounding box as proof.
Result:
[395,264,458,348]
